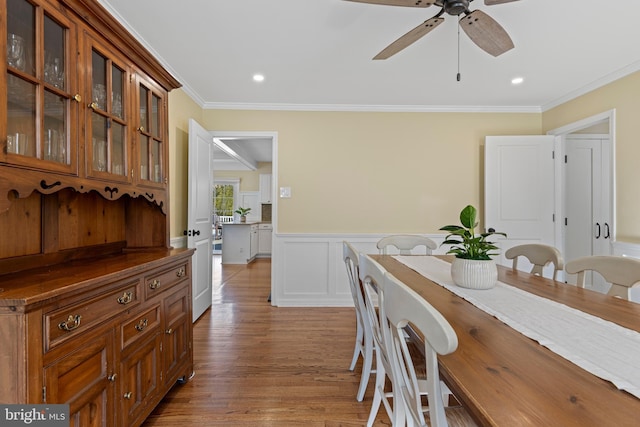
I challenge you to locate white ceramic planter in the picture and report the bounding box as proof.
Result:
[451,258,498,290]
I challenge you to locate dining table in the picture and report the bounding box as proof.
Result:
[372,254,640,427]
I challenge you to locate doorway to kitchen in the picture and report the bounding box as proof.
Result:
[210,130,278,304]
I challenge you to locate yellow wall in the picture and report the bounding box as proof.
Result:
[200,109,541,234]
[168,89,203,238]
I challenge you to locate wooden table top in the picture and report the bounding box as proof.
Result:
[372,255,640,427]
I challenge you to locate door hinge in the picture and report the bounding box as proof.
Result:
[552,213,555,222]
[564,155,568,164]
[565,217,568,226]
[552,151,555,160]
[42,386,46,402]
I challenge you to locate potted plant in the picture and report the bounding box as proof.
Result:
[234,207,251,222]
[440,205,506,289]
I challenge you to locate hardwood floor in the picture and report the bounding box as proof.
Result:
[142,257,391,426]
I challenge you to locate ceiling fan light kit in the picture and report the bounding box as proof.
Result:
[346,0,519,59]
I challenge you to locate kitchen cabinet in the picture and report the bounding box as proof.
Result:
[222,223,258,264]
[260,173,272,203]
[258,223,272,256]
[0,1,190,426]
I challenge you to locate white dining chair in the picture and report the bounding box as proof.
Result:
[565,255,640,300]
[384,272,478,427]
[377,235,438,255]
[505,243,564,280]
[342,241,375,402]
[359,253,405,426]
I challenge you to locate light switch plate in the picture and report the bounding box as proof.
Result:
[279,187,291,198]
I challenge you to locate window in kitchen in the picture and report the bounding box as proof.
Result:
[213,178,239,219]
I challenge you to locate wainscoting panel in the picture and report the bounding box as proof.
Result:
[272,234,447,307]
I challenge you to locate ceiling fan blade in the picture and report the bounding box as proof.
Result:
[484,0,521,5]
[373,16,444,59]
[459,10,514,57]
[344,0,434,7]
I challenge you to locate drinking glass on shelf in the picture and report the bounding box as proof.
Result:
[7,34,25,71]
[93,138,106,171]
[45,129,60,161]
[112,93,123,118]
[6,135,16,154]
[15,133,29,155]
[92,84,106,109]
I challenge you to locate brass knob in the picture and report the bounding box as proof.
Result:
[134,318,148,332]
[123,392,132,399]
[149,279,160,290]
[108,373,117,382]
[176,268,185,278]
[117,291,133,305]
[89,101,99,110]
[138,126,145,132]
[58,314,82,332]
[165,328,173,335]
[73,94,82,103]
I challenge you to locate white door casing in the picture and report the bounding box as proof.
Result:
[188,119,214,322]
[485,135,557,275]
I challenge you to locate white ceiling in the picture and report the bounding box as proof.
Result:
[212,137,273,171]
[99,0,640,112]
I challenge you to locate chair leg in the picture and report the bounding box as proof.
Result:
[349,318,363,371]
[366,355,386,427]
[356,334,374,401]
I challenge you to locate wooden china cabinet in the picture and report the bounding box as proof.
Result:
[0,0,193,426]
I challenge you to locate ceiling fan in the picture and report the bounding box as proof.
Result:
[346,0,520,59]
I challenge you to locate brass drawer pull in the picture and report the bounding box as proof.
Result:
[165,328,173,335]
[108,373,117,382]
[58,314,82,332]
[123,392,132,399]
[134,318,148,332]
[149,279,161,290]
[117,292,133,305]
[176,267,185,278]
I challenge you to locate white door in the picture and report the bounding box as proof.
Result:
[188,119,214,322]
[564,135,612,291]
[485,136,556,274]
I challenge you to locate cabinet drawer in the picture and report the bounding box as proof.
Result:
[144,262,188,299]
[121,305,160,351]
[45,281,141,350]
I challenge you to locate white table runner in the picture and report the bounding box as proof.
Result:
[393,255,640,399]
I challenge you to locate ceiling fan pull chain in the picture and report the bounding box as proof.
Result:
[457,15,461,81]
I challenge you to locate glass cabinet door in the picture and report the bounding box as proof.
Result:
[4,0,77,172]
[86,38,129,180]
[136,77,165,186]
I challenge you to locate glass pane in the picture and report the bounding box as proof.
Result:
[91,51,107,110]
[44,15,65,90]
[139,86,148,128]
[151,94,160,137]
[92,113,107,172]
[6,74,36,157]
[112,65,124,119]
[111,122,125,175]
[44,90,67,163]
[139,134,149,180]
[150,140,161,182]
[7,0,35,75]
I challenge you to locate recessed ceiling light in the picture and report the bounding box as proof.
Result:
[511,77,524,85]
[253,74,265,82]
